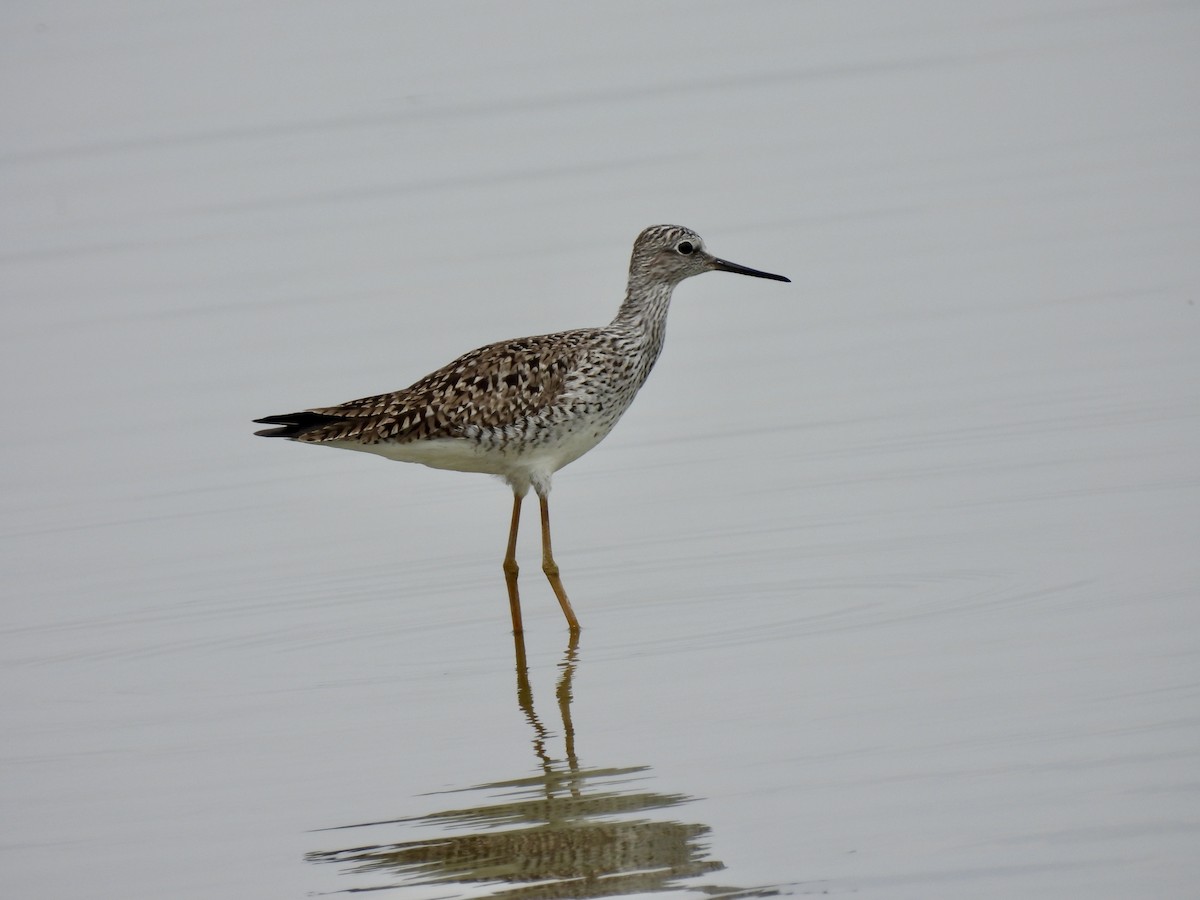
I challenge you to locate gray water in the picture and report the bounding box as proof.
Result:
[3,2,1198,897]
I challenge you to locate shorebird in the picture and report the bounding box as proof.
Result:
[254,225,789,633]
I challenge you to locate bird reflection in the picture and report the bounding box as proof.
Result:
[306,632,727,898]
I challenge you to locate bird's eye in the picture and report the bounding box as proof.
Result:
[677,241,694,255]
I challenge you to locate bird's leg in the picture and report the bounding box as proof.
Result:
[504,492,524,634]
[538,492,581,632]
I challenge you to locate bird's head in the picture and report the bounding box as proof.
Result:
[630,224,790,287]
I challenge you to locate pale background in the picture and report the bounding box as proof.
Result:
[2,2,1198,898]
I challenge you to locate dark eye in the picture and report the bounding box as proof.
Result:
[677,241,694,255]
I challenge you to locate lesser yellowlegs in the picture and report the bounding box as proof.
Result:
[254,225,790,633]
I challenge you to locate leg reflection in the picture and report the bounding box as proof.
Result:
[307,630,727,896]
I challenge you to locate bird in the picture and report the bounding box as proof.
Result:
[254,224,790,634]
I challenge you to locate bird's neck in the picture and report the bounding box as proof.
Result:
[605,279,676,390]
[611,279,675,347]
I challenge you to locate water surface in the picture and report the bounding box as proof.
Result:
[2,2,1198,898]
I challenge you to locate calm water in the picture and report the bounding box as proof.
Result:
[3,2,1198,898]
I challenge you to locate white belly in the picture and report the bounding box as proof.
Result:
[322,421,614,493]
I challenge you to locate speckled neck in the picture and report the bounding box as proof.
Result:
[612,279,675,343]
[605,278,677,394]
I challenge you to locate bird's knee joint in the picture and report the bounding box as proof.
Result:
[542,561,560,578]
[503,559,519,576]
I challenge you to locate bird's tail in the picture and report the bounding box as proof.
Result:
[253,411,345,439]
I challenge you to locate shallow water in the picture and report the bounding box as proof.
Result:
[3,2,1199,898]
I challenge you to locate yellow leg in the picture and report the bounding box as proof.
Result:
[539,493,581,632]
[503,492,524,635]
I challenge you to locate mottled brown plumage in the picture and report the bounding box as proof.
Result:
[264,332,589,446]
[254,225,790,633]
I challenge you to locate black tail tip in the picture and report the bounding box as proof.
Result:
[253,411,343,439]
[253,424,295,438]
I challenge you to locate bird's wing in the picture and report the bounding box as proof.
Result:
[255,330,595,445]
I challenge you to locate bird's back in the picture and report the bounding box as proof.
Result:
[254,321,661,476]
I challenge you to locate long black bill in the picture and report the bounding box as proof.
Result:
[711,257,791,283]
